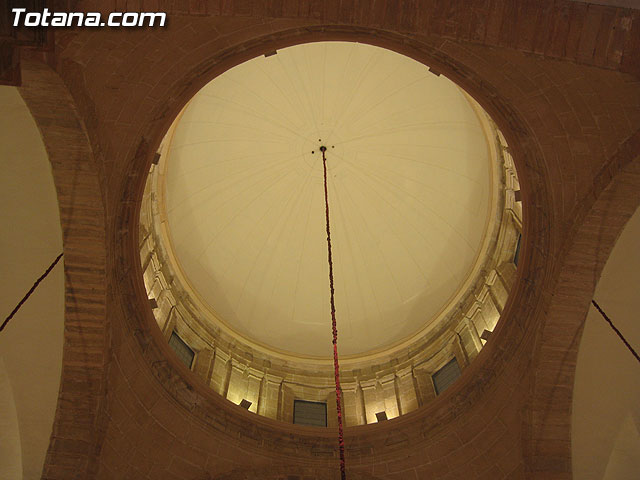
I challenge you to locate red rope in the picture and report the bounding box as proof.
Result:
[321,146,346,480]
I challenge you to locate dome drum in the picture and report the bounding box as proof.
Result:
[138,43,522,425]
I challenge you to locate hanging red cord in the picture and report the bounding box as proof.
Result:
[320,146,346,480]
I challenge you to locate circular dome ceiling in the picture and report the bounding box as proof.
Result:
[164,42,492,358]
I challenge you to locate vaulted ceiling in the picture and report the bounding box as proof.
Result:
[0,86,63,480]
[164,42,494,357]
[2,1,640,479]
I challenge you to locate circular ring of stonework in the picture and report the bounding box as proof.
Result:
[115,25,550,456]
[138,57,523,427]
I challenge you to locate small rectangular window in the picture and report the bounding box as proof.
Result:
[513,233,522,266]
[293,400,327,427]
[433,357,462,395]
[168,331,195,369]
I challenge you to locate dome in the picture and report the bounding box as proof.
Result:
[163,42,493,357]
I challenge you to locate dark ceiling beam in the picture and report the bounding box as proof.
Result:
[1,1,51,86]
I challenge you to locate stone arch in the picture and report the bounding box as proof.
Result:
[18,58,109,479]
[525,131,640,479]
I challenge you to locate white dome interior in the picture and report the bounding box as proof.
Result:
[164,42,493,357]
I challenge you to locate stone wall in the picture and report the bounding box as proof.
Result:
[10,1,640,479]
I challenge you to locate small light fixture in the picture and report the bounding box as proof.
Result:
[239,399,252,410]
[480,329,492,342]
[375,411,388,422]
[149,298,158,309]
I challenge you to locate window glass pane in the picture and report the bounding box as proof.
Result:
[514,233,522,266]
[294,400,327,427]
[433,357,461,395]
[169,331,195,369]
